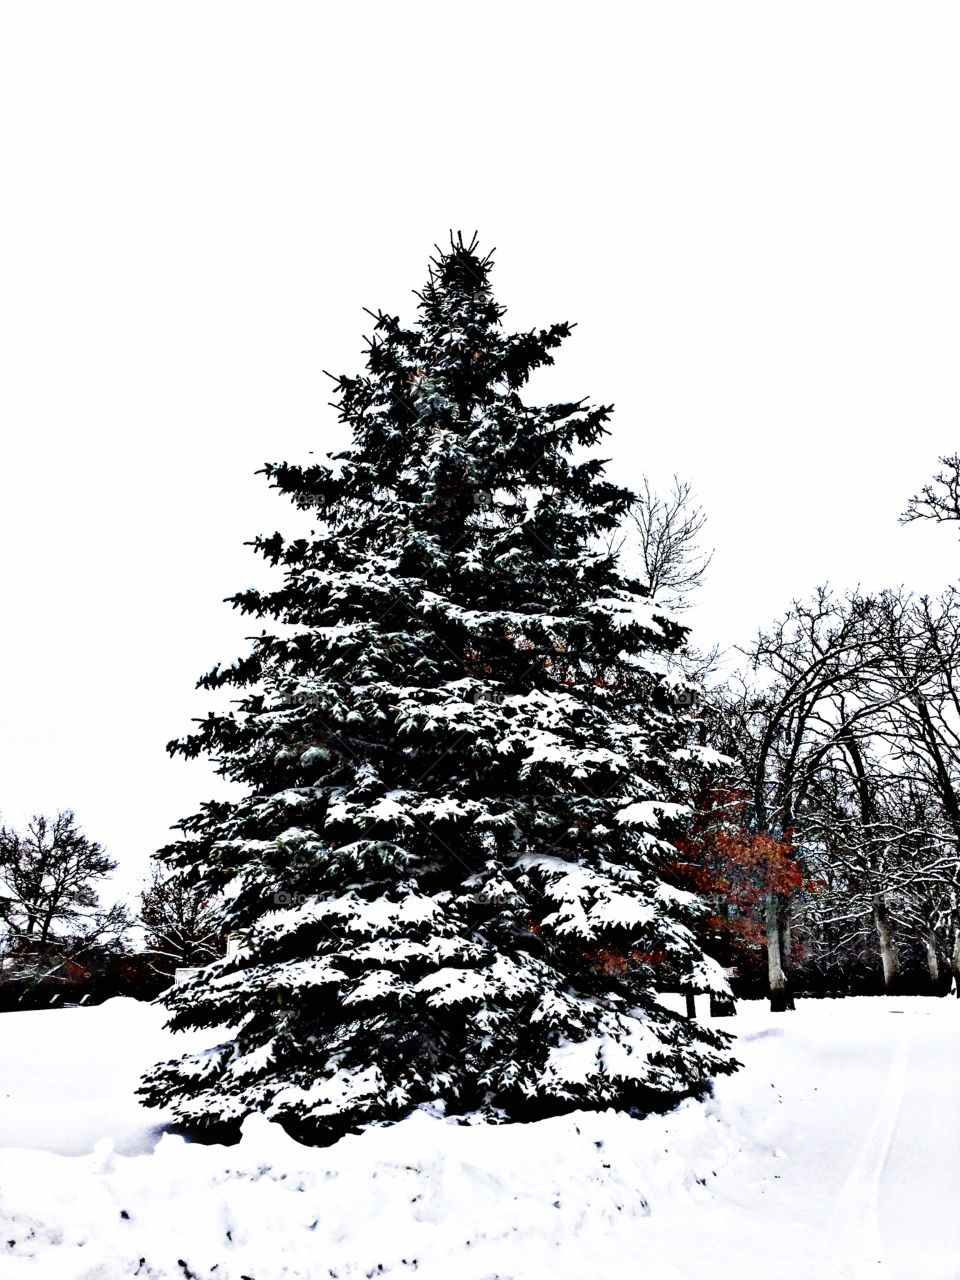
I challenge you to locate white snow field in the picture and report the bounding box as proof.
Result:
[0,996,956,1279]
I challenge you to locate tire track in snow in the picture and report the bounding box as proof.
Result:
[824,1016,914,1278]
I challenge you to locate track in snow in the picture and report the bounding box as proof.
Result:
[823,1014,913,1277]
[710,996,960,1280]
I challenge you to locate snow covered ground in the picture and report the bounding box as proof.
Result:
[0,996,956,1279]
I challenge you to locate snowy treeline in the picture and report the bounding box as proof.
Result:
[718,577,960,1000]
[0,813,223,1004]
[605,441,960,1006]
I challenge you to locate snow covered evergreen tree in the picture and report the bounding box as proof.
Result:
[140,235,735,1143]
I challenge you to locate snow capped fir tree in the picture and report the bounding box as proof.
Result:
[140,235,735,1143]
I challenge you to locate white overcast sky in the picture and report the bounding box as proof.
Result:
[2,1,960,899]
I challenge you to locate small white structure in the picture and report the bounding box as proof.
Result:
[173,935,240,985]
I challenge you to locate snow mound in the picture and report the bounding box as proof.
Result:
[0,1100,744,1279]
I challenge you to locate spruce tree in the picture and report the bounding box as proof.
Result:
[140,234,735,1143]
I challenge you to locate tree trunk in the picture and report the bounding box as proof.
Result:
[781,911,792,966]
[872,898,900,992]
[922,929,940,987]
[951,926,960,999]
[684,990,697,1019]
[766,892,795,1011]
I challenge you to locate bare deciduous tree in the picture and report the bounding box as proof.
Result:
[902,454,960,527]
[0,811,129,984]
[734,589,895,1008]
[856,589,960,993]
[139,867,224,979]
[617,475,713,609]
[742,588,960,998]
[0,811,118,952]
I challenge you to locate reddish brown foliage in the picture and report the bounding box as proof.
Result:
[671,788,807,961]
